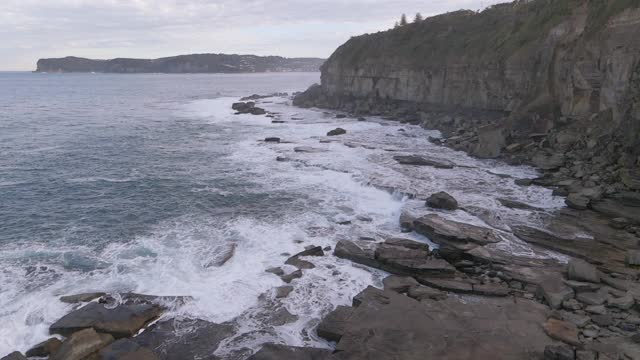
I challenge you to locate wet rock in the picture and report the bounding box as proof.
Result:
[275,286,294,299]
[566,193,590,210]
[247,344,331,360]
[60,292,106,304]
[498,198,542,211]
[426,191,458,210]
[294,146,327,153]
[232,102,254,112]
[515,178,534,186]
[98,339,157,360]
[49,302,162,338]
[568,259,600,283]
[249,107,266,115]
[393,155,454,169]
[0,352,26,360]
[413,214,501,255]
[327,128,346,136]
[264,137,280,143]
[544,344,575,360]
[265,267,284,276]
[374,243,454,276]
[133,318,233,360]
[267,307,298,326]
[26,337,62,357]
[543,318,581,347]
[537,276,574,309]
[317,305,354,342]
[280,270,303,283]
[334,240,378,268]
[382,275,420,293]
[51,328,114,360]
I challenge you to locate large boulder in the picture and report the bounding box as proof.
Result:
[413,214,501,255]
[26,338,62,358]
[426,192,459,210]
[51,328,114,360]
[334,240,378,268]
[133,318,233,360]
[316,305,355,342]
[292,84,323,108]
[49,302,162,338]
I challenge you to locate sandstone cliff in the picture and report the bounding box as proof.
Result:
[36,54,325,74]
[297,0,640,153]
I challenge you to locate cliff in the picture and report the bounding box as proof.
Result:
[35,54,325,74]
[296,0,640,152]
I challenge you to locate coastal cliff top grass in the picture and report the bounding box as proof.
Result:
[328,0,638,69]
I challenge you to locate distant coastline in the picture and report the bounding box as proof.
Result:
[35,54,325,74]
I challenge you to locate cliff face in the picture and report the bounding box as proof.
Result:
[36,54,325,74]
[302,0,640,148]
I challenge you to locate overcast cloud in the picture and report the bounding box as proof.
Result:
[0,0,502,70]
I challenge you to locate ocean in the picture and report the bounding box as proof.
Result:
[0,72,565,356]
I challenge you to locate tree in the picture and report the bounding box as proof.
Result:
[400,14,408,26]
[414,13,423,22]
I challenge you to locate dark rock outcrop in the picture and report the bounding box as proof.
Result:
[425,192,459,210]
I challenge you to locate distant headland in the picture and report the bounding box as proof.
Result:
[35,54,325,73]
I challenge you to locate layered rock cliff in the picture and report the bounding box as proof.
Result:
[296,0,640,152]
[36,54,325,73]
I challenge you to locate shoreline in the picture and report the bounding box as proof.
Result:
[4,93,640,360]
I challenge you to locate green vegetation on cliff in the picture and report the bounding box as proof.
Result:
[332,0,638,69]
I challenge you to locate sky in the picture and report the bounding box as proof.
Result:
[0,0,503,71]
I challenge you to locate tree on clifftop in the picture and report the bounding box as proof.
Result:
[400,14,408,26]
[414,13,423,22]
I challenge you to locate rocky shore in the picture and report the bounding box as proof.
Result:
[5,91,640,360]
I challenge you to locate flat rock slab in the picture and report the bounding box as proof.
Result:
[247,344,331,360]
[133,318,234,360]
[333,287,553,359]
[393,155,455,169]
[98,339,157,360]
[294,146,327,153]
[49,302,162,338]
[413,214,501,252]
[51,328,114,360]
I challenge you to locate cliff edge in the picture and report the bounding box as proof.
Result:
[296,0,640,155]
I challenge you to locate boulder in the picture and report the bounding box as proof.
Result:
[566,193,590,210]
[275,285,294,299]
[280,270,303,283]
[567,259,600,283]
[413,214,501,254]
[316,305,354,342]
[426,192,458,210]
[133,318,233,360]
[543,318,581,347]
[393,155,455,169]
[607,293,635,310]
[334,240,378,268]
[26,338,62,357]
[60,292,106,304]
[98,339,157,360]
[0,352,26,360]
[51,328,114,360]
[49,302,162,338]
[327,128,347,136]
[247,344,331,360]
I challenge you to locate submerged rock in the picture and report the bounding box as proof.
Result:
[327,128,346,136]
[393,155,454,169]
[60,292,106,304]
[98,339,157,360]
